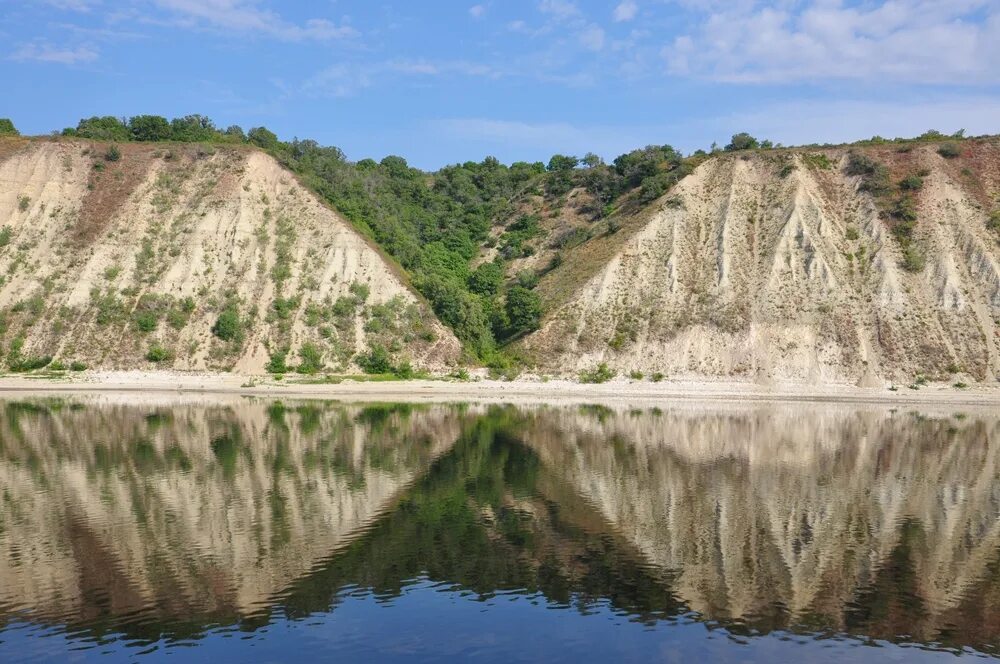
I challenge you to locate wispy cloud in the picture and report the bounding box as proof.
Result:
[613,1,637,22]
[665,1,1000,84]
[537,0,580,21]
[302,59,501,98]
[469,4,487,19]
[9,40,98,64]
[578,25,605,51]
[148,0,357,41]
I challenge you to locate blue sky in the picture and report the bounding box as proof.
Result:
[2,0,999,169]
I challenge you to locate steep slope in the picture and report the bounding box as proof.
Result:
[0,138,459,372]
[523,140,1000,384]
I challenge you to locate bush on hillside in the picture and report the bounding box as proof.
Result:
[0,118,18,136]
[938,142,961,159]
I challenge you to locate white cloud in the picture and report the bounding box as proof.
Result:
[150,0,357,41]
[538,0,579,21]
[666,1,1000,84]
[613,1,637,22]
[579,25,605,51]
[302,59,499,97]
[469,4,487,18]
[9,41,98,64]
[43,0,98,11]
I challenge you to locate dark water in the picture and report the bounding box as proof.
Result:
[0,397,998,662]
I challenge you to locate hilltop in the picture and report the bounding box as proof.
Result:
[0,137,458,374]
[1,116,999,387]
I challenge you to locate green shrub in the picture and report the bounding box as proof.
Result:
[266,348,289,374]
[357,345,394,374]
[146,344,170,362]
[845,152,890,196]
[845,226,859,241]
[801,153,832,169]
[296,343,323,374]
[629,370,644,380]
[17,195,29,212]
[211,306,242,342]
[987,210,1000,233]
[651,372,665,382]
[10,355,53,372]
[899,175,923,190]
[937,143,961,159]
[393,360,415,379]
[134,310,159,333]
[0,118,18,137]
[901,245,926,272]
[0,227,11,247]
[70,361,87,371]
[104,145,122,162]
[579,362,615,384]
[49,360,66,371]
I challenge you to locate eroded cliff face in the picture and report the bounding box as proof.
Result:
[525,140,1000,384]
[520,404,1000,646]
[0,139,459,372]
[0,399,464,625]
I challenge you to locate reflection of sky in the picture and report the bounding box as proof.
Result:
[0,579,978,663]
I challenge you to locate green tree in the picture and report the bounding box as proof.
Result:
[504,286,542,338]
[468,261,504,297]
[248,126,279,149]
[70,116,130,141]
[128,115,172,141]
[0,119,18,136]
[547,154,579,171]
[170,114,217,142]
[725,132,759,151]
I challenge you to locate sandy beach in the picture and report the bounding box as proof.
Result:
[0,370,997,407]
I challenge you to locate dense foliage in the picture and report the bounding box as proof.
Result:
[0,119,18,137]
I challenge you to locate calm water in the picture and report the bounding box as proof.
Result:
[0,397,998,663]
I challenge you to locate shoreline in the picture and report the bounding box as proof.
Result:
[0,371,997,407]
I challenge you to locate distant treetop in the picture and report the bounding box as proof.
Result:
[0,118,20,137]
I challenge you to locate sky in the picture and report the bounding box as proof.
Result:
[2,0,999,169]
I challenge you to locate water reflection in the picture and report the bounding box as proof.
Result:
[0,397,997,660]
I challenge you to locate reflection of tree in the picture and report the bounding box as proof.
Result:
[277,416,682,625]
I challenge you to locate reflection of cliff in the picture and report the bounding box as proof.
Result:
[519,405,1000,648]
[2,399,999,654]
[0,399,461,634]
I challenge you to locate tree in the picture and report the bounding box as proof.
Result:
[248,126,278,149]
[128,115,171,142]
[582,152,603,168]
[504,285,542,338]
[170,114,217,142]
[70,116,130,141]
[0,119,18,137]
[724,132,759,151]
[547,154,579,171]
[468,261,504,297]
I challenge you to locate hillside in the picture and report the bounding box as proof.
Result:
[0,138,459,373]
[521,139,1000,385]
